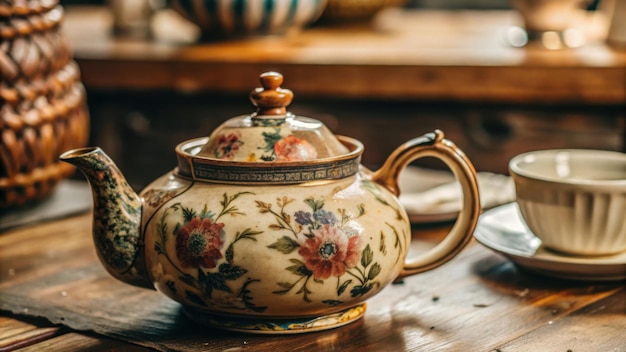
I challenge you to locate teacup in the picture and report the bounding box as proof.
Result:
[509,149,626,256]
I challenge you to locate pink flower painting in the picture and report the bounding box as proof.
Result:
[298,224,361,280]
[274,135,318,161]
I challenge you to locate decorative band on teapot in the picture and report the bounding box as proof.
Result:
[175,136,364,184]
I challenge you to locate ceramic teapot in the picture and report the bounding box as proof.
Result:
[60,72,481,334]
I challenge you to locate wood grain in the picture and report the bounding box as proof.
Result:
[0,316,62,352]
[1,213,624,351]
[15,333,149,352]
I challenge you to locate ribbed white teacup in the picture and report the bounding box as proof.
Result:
[509,149,626,256]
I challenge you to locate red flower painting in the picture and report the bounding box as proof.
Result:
[298,224,361,280]
[176,217,225,269]
[213,132,243,160]
[274,135,318,161]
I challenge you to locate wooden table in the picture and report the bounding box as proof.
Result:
[1,211,624,351]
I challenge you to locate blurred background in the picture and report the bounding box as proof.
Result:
[3,0,624,208]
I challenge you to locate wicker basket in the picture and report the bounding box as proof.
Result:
[0,0,90,209]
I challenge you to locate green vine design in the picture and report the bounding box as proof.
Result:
[385,222,404,265]
[361,179,404,220]
[259,128,283,161]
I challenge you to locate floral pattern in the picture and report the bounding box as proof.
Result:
[274,135,317,161]
[258,197,382,304]
[298,224,361,280]
[213,132,244,160]
[176,218,224,269]
[210,129,318,162]
[150,183,404,311]
[153,192,267,313]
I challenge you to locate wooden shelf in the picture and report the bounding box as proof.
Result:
[63,6,626,104]
[59,6,626,184]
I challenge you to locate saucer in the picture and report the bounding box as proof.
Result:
[474,203,626,281]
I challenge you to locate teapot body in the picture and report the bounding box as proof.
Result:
[60,72,481,334]
[140,167,410,326]
[61,130,480,334]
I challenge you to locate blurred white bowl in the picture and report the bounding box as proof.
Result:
[169,0,327,39]
[509,149,626,256]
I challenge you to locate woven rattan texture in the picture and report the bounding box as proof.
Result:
[1,0,89,209]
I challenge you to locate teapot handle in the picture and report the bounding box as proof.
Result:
[371,130,481,279]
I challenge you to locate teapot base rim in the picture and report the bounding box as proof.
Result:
[182,303,366,334]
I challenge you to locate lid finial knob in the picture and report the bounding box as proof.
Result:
[249,72,293,116]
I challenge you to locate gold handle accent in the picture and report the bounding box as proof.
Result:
[372,130,481,279]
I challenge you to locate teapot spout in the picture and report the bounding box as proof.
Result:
[60,147,153,289]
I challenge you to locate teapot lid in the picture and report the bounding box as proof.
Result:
[197,72,350,162]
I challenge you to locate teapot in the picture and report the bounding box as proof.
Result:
[60,72,481,334]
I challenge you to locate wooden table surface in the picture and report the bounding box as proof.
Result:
[1,211,624,351]
[62,6,626,104]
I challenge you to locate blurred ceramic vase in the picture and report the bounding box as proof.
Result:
[108,0,156,38]
[168,0,327,39]
[509,0,589,48]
